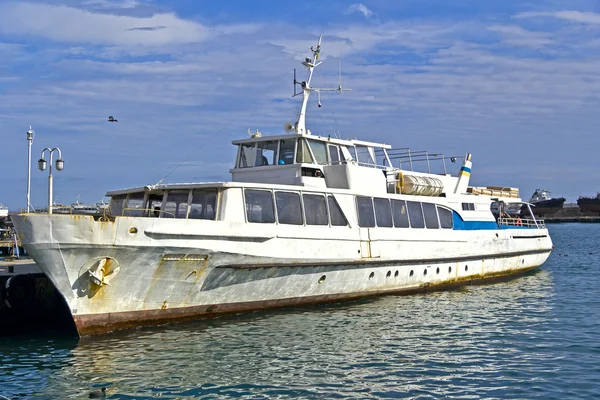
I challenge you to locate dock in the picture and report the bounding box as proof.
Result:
[543,203,600,223]
[0,258,75,335]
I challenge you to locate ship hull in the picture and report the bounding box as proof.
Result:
[577,198,600,214]
[530,198,565,216]
[12,214,553,336]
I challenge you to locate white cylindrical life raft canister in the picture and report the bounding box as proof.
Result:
[400,174,444,196]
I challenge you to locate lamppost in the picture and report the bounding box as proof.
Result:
[26,127,35,212]
[38,148,64,214]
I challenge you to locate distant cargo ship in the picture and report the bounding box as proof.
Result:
[577,193,600,214]
[528,189,565,217]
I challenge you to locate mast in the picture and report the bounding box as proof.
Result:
[291,35,349,135]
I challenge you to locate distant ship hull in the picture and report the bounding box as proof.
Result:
[577,197,600,214]
[530,198,565,216]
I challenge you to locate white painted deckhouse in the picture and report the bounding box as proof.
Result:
[12,37,553,336]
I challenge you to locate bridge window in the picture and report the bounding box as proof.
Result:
[123,192,145,217]
[308,140,327,164]
[109,194,126,217]
[145,194,163,218]
[355,146,375,166]
[407,201,425,228]
[278,139,296,165]
[437,206,453,229]
[328,144,340,165]
[163,190,189,219]
[296,138,314,163]
[356,196,375,227]
[374,198,393,227]
[189,189,217,220]
[255,141,278,166]
[422,203,439,229]
[392,199,410,228]
[328,196,348,226]
[275,192,303,225]
[245,190,275,223]
[238,144,256,168]
[303,194,328,225]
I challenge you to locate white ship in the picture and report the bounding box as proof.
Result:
[0,203,8,218]
[12,37,553,336]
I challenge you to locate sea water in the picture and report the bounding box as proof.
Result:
[0,223,598,399]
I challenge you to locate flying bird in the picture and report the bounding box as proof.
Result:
[108,116,118,122]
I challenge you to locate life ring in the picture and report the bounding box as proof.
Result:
[515,218,522,226]
[395,172,404,194]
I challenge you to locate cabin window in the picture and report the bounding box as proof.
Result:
[123,192,145,217]
[328,196,348,226]
[328,145,340,165]
[189,189,217,220]
[245,190,275,223]
[356,196,375,227]
[374,198,393,227]
[296,139,314,163]
[278,139,296,165]
[392,200,410,228]
[303,194,328,225]
[163,190,189,219]
[437,206,453,229]
[275,192,303,225]
[238,144,257,168]
[407,201,425,228]
[109,195,126,217]
[422,203,440,229]
[255,141,278,166]
[461,203,475,211]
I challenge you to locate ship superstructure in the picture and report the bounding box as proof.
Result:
[12,37,553,336]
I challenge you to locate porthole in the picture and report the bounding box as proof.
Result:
[318,275,326,284]
[369,272,375,280]
[386,271,391,278]
[394,270,399,278]
[129,227,138,234]
[436,267,440,274]
[410,270,414,277]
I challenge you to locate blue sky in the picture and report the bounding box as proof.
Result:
[1,0,599,210]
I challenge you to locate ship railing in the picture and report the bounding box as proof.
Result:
[376,148,465,175]
[498,217,545,229]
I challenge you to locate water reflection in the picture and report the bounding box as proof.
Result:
[1,267,565,399]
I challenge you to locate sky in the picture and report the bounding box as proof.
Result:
[1,0,599,210]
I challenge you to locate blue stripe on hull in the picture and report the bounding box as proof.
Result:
[452,212,536,230]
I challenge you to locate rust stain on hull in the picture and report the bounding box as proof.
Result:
[73,266,539,336]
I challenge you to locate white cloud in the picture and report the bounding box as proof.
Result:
[82,0,141,9]
[0,2,210,46]
[488,25,553,48]
[515,10,600,24]
[347,3,374,19]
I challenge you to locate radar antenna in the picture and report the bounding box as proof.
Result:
[291,35,351,135]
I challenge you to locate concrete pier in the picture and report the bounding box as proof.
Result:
[0,259,76,335]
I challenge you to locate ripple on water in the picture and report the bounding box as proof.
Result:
[0,224,599,399]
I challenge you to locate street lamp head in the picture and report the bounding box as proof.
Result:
[38,158,47,171]
[26,127,35,141]
[55,159,64,171]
